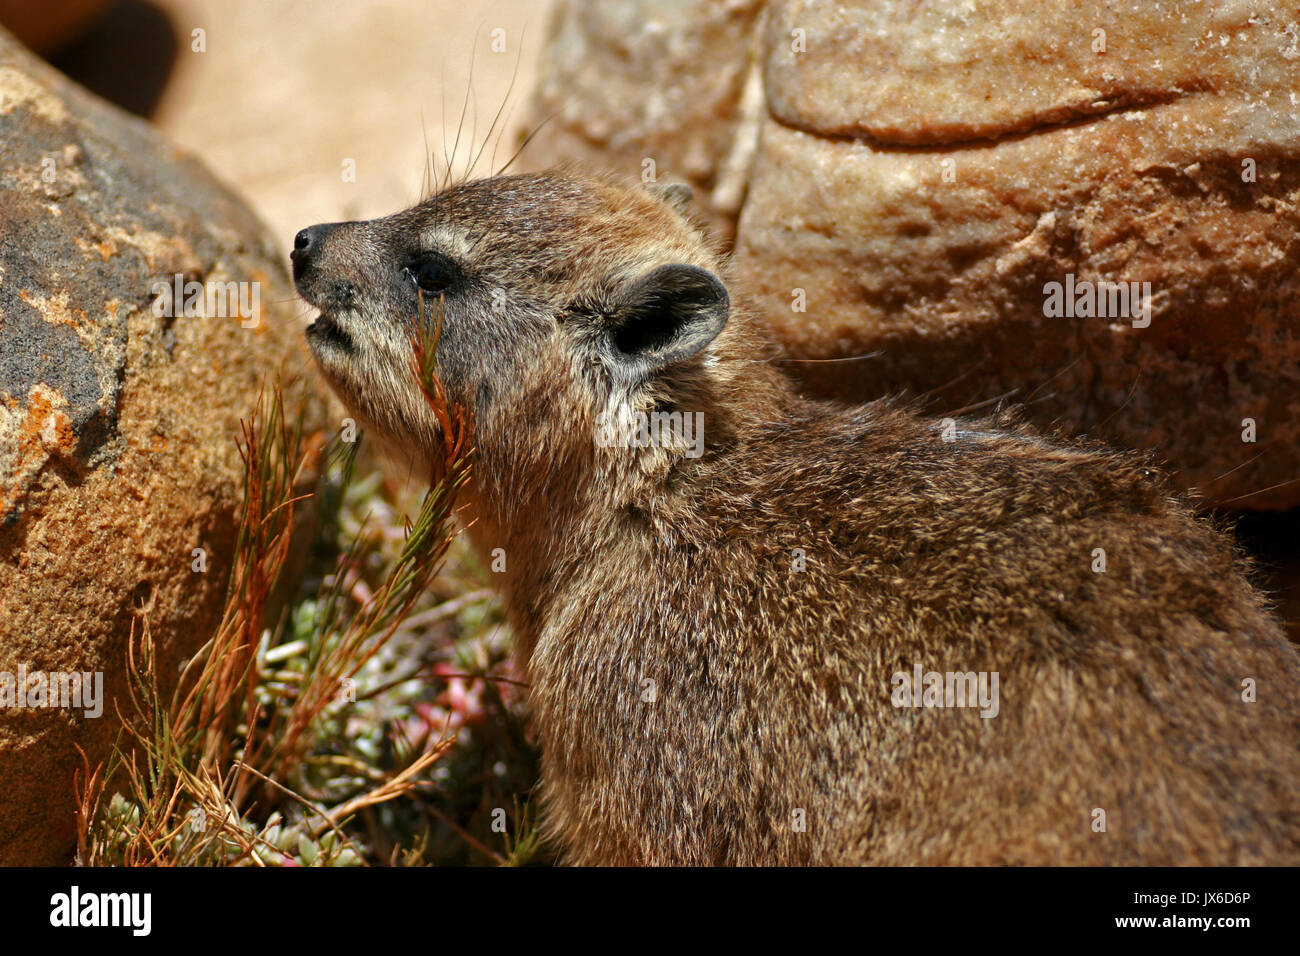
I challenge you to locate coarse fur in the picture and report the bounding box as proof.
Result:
[293,167,1300,865]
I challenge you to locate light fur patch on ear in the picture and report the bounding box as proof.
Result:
[648,182,694,214]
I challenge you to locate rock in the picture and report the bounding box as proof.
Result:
[0,0,110,55]
[762,0,1294,146]
[523,0,1300,509]
[0,24,326,864]
[527,0,766,242]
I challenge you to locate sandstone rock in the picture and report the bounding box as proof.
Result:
[527,0,766,242]
[0,25,326,864]
[523,0,1300,509]
[762,0,1296,146]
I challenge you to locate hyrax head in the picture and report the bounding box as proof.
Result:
[292,171,731,483]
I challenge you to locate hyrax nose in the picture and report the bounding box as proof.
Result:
[291,223,341,286]
[291,223,335,263]
[292,227,322,261]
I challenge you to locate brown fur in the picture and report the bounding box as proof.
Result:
[293,168,1300,865]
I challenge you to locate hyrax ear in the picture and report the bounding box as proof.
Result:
[606,263,729,381]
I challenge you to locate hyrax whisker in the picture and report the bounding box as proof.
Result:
[420,106,433,203]
[1014,354,1084,409]
[941,388,1022,418]
[470,24,527,181]
[496,110,557,179]
[1207,451,1269,487]
[446,23,483,190]
[1091,370,1143,433]
[1219,475,1300,506]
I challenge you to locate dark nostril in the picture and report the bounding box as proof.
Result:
[291,228,314,261]
[291,223,340,273]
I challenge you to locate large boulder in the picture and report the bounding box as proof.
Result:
[0,25,326,864]
[523,0,1300,509]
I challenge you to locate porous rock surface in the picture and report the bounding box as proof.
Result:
[524,0,1300,509]
[0,25,325,864]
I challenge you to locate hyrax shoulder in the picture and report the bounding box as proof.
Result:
[293,168,1300,866]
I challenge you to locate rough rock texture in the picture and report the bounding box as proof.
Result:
[527,0,766,243]
[0,25,326,864]
[523,0,1300,509]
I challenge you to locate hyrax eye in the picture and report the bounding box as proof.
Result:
[409,255,456,295]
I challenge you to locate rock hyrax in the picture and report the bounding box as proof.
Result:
[292,169,1300,865]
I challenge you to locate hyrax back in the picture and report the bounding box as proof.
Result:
[292,168,1300,865]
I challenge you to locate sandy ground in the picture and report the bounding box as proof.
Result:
[142,0,552,248]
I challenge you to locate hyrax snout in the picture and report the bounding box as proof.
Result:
[294,169,1300,866]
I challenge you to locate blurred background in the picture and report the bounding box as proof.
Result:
[0,0,552,244]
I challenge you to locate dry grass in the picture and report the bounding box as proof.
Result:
[75,301,547,866]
